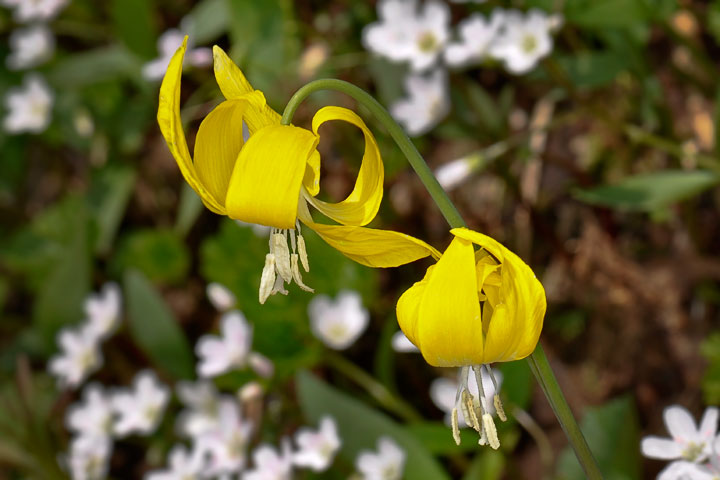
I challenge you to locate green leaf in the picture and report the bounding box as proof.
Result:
[461,450,505,480]
[556,396,641,480]
[111,0,156,58]
[188,0,231,44]
[112,229,190,284]
[296,370,451,480]
[556,51,630,89]
[86,165,136,254]
[498,360,533,410]
[573,170,720,212]
[123,270,194,379]
[174,184,204,237]
[405,422,480,454]
[48,45,142,88]
[701,332,720,404]
[565,0,650,29]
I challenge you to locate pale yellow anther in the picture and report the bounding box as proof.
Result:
[462,390,480,432]
[451,408,461,446]
[271,275,288,296]
[478,425,488,446]
[272,233,292,282]
[259,254,276,304]
[494,394,507,422]
[297,234,309,272]
[291,254,314,292]
[482,413,500,450]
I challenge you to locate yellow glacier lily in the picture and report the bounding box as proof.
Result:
[157,39,439,303]
[397,227,546,449]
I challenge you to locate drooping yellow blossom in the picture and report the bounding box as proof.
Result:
[397,227,546,448]
[157,39,439,303]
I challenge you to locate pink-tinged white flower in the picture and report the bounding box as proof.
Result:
[6,25,54,70]
[176,380,232,438]
[430,367,502,428]
[391,331,419,353]
[362,0,450,72]
[444,11,505,68]
[390,69,449,136]
[142,29,212,81]
[1,0,68,22]
[67,434,112,480]
[3,74,53,134]
[111,370,170,437]
[245,440,294,480]
[488,9,556,74]
[48,324,103,389]
[641,405,718,463]
[308,290,369,350]
[84,282,122,340]
[195,311,274,378]
[145,444,205,480]
[292,416,341,472]
[355,437,406,480]
[195,400,253,477]
[434,154,483,190]
[66,384,114,439]
[206,282,236,312]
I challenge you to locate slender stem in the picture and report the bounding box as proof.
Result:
[282,79,602,478]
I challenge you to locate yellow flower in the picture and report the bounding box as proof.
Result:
[396,227,546,448]
[157,39,439,303]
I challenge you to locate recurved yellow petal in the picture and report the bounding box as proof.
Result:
[396,271,430,350]
[225,125,319,229]
[417,236,483,367]
[305,106,383,227]
[158,38,225,214]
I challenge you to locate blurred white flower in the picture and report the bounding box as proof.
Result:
[176,380,234,439]
[6,25,54,70]
[196,400,253,477]
[390,69,449,136]
[657,460,714,480]
[235,220,272,237]
[206,282,236,312]
[488,9,555,74]
[444,11,504,68]
[245,440,294,480]
[195,310,274,378]
[142,29,212,81]
[48,324,102,389]
[3,74,53,134]
[84,282,122,340]
[112,370,170,437]
[449,0,486,3]
[2,0,68,22]
[641,405,718,463]
[356,437,406,480]
[67,434,112,480]
[308,290,369,350]
[430,367,502,427]
[434,154,482,190]
[292,416,341,472]
[362,0,450,72]
[66,384,114,439]
[391,331,418,353]
[145,445,205,480]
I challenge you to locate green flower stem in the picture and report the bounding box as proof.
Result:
[282,79,601,478]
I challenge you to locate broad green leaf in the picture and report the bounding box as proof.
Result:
[565,0,650,29]
[405,422,481,454]
[573,170,720,212]
[111,0,156,58]
[461,450,505,480]
[112,229,190,284]
[86,165,136,254]
[556,396,641,480]
[48,45,142,88]
[556,51,630,89]
[296,370,451,480]
[123,270,194,379]
[498,360,533,410]
[175,183,204,237]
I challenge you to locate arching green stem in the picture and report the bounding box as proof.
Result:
[281,78,602,479]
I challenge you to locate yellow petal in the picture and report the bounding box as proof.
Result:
[450,227,546,362]
[212,46,281,133]
[225,125,319,229]
[299,202,440,267]
[305,106,383,226]
[303,150,321,197]
[158,38,225,214]
[416,236,484,367]
[396,269,432,350]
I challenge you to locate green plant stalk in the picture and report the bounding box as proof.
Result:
[281,78,601,479]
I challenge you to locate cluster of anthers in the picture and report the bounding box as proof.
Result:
[452,365,507,450]
[259,221,313,304]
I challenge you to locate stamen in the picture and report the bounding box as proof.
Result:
[270,275,288,296]
[461,390,480,432]
[451,408,461,446]
[259,254,276,304]
[478,424,488,446]
[297,234,309,272]
[272,232,292,282]
[473,365,491,415]
[291,254,314,292]
[289,228,297,253]
[485,365,507,421]
[482,414,500,450]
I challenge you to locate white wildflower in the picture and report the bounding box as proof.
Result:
[112,370,170,437]
[142,29,212,81]
[488,9,556,74]
[444,11,505,68]
[2,0,68,22]
[66,384,114,439]
[292,416,341,472]
[355,437,406,480]
[145,445,205,480]
[308,290,369,350]
[6,25,54,70]
[3,74,53,134]
[391,331,419,353]
[48,324,102,389]
[206,282,236,312]
[245,440,294,480]
[641,405,718,463]
[390,69,449,136]
[67,435,112,480]
[195,400,253,477]
[84,282,122,340]
[434,154,482,190]
[175,380,226,438]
